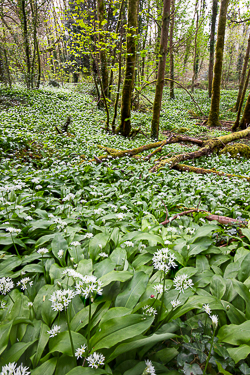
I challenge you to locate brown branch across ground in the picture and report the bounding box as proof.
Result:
[160,208,247,226]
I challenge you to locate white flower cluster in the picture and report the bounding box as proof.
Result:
[62,193,75,202]
[173,274,193,293]
[57,250,64,258]
[83,233,93,239]
[123,241,134,247]
[203,304,218,328]
[75,344,86,359]
[71,241,81,246]
[47,325,61,337]
[37,248,49,255]
[86,352,105,369]
[0,362,30,375]
[6,227,21,234]
[144,360,156,375]
[171,299,181,308]
[152,248,177,274]
[153,284,164,294]
[0,277,14,295]
[17,277,33,290]
[53,217,67,230]
[142,305,157,318]
[75,275,103,299]
[99,252,108,258]
[49,289,76,311]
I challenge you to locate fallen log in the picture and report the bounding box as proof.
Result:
[160,208,247,226]
[174,164,250,182]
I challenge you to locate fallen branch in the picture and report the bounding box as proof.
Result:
[160,208,247,226]
[174,164,250,182]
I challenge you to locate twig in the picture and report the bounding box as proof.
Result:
[93,155,102,164]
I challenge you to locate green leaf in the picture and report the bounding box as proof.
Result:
[216,361,233,375]
[33,285,58,326]
[227,344,250,364]
[99,270,133,287]
[210,275,226,300]
[188,237,212,256]
[77,259,93,276]
[218,321,250,345]
[232,279,250,319]
[0,320,13,355]
[49,331,86,356]
[66,368,108,375]
[108,331,176,362]
[31,358,57,375]
[89,233,110,260]
[115,271,149,309]
[90,314,154,351]
[190,225,218,243]
[127,232,164,246]
[238,252,250,282]
[0,341,36,365]
[32,322,50,367]
[51,233,68,261]
[70,301,102,332]
[0,257,22,276]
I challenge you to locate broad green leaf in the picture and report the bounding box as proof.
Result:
[210,275,226,300]
[49,331,86,356]
[90,314,154,351]
[31,358,57,375]
[0,341,36,365]
[33,285,58,326]
[227,345,250,364]
[77,259,93,276]
[218,321,250,345]
[51,233,68,261]
[0,257,22,276]
[32,322,50,367]
[66,368,108,375]
[89,233,110,260]
[216,361,233,375]
[99,270,133,287]
[232,279,250,319]
[0,320,12,355]
[70,301,102,332]
[128,232,164,246]
[238,252,250,282]
[115,271,149,309]
[190,225,218,243]
[188,237,212,256]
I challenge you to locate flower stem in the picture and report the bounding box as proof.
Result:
[203,328,216,375]
[66,309,76,366]
[87,299,92,352]
[9,294,15,304]
[159,272,166,322]
[11,233,20,257]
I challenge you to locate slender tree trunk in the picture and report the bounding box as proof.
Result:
[36,42,41,88]
[232,67,250,131]
[19,0,31,89]
[239,91,250,130]
[169,0,175,99]
[207,0,230,127]
[208,0,218,98]
[117,0,139,136]
[97,0,109,98]
[191,0,199,93]
[232,33,250,112]
[150,0,171,139]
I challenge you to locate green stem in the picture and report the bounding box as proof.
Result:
[159,272,166,322]
[87,298,92,352]
[11,233,20,257]
[8,294,15,304]
[66,309,76,366]
[203,328,216,375]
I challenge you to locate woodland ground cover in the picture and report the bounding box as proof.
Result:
[1,85,250,375]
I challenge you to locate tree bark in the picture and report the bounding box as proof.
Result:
[232,33,250,112]
[19,0,31,89]
[232,67,250,131]
[239,91,250,130]
[117,0,139,137]
[150,0,171,139]
[169,0,175,99]
[208,0,218,98]
[191,0,199,93]
[207,0,230,127]
[97,0,109,98]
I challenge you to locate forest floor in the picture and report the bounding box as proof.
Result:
[1,84,250,375]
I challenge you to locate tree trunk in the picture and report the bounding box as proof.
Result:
[97,0,109,99]
[191,0,199,93]
[19,0,31,89]
[239,91,250,130]
[232,33,250,112]
[150,0,171,139]
[207,0,229,127]
[169,0,175,99]
[232,67,250,131]
[117,0,139,137]
[208,0,218,98]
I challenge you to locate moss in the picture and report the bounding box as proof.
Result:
[219,143,250,158]
[175,127,190,134]
[188,109,199,118]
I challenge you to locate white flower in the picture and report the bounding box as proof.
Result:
[86,352,105,369]
[47,325,61,337]
[152,248,177,274]
[0,301,6,309]
[25,216,33,221]
[171,299,181,308]
[37,248,49,255]
[142,305,157,318]
[35,185,43,190]
[211,314,218,328]
[173,274,193,293]
[49,289,76,312]
[71,241,80,246]
[116,213,125,220]
[153,284,164,294]
[203,304,211,315]
[99,252,108,258]
[32,178,40,184]
[28,302,33,308]
[6,227,21,234]
[123,241,134,247]
[75,275,103,299]
[0,362,30,375]
[62,269,83,279]
[57,250,64,258]
[164,240,171,245]
[75,344,87,359]
[62,193,75,202]
[48,213,54,218]
[0,277,14,295]
[17,277,33,290]
[94,208,104,215]
[144,359,156,375]
[84,233,93,239]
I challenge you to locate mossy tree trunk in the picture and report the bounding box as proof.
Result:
[169,0,175,99]
[191,0,199,93]
[208,0,218,98]
[97,0,109,99]
[239,91,250,130]
[232,33,250,112]
[116,0,139,137]
[151,0,171,140]
[232,67,250,131]
[207,0,229,127]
